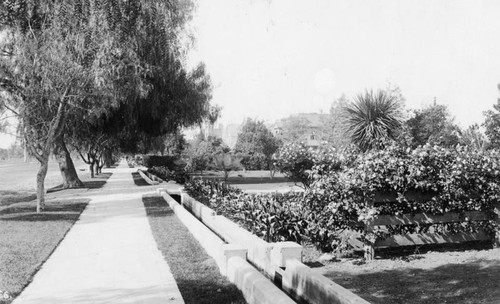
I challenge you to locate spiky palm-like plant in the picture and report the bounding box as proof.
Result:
[343,90,402,151]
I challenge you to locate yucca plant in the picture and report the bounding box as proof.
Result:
[343,89,403,151]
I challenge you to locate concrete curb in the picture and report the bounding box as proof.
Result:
[158,190,295,304]
[227,256,295,304]
[179,190,277,277]
[283,260,371,304]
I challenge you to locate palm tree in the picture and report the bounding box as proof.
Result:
[343,89,403,151]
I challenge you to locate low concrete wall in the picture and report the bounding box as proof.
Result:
[137,169,159,185]
[227,256,295,304]
[160,191,225,267]
[180,191,276,277]
[159,190,295,304]
[283,260,370,304]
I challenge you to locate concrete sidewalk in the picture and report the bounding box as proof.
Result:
[13,161,184,304]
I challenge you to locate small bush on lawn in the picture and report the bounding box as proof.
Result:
[272,143,349,188]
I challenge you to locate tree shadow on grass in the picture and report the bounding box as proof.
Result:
[84,172,112,189]
[0,200,89,222]
[131,172,150,187]
[143,195,173,217]
[0,191,37,207]
[47,172,113,193]
[323,259,500,304]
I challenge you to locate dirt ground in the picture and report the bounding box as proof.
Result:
[311,247,500,304]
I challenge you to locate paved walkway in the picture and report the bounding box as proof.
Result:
[13,161,184,304]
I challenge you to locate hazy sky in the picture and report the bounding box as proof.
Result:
[2,1,500,148]
[187,0,500,127]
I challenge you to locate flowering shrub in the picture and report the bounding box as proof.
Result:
[186,144,500,253]
[272,142,315,188]
[309,144,500,243]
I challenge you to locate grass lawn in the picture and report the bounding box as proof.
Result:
[0,170,111,303]
[142,194,246,304]
[190,170,303,192]
[0,199,89,303]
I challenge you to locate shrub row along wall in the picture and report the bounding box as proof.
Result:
[186,144,500,259]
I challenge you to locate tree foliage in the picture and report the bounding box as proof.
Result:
[0,0,214,211]
[483,99,500,149]
[406,103,461,148]
[235,118,280,170]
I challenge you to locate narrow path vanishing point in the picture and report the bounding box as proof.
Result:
[13,160,184,304]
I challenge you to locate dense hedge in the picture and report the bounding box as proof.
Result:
[309,144,500,244]
[148,166,188,184]
[142,155,178,169]
[186,144,500,252]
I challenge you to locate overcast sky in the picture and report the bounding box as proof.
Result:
[187,0,500,127]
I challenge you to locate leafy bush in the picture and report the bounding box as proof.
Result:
[309,144,500,243]
[272,142,315,187]
[185,179,308,243]
[143,155,178,169]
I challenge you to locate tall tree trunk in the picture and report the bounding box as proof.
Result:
[54,136,84,188]
[36,159,49,213]
[89,162,95,178]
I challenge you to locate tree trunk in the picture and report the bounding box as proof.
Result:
[103,149,113,168]
[54,136,84,188]
[89,162,95,178]
[36,159,49,213]
[96,160,102,174]
[24,142,28,162]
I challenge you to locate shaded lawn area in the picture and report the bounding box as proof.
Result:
[131,172,150,186]
[0,199,89,303]
[0,172,112,209]
[142,194,246,304]
[321,253,500,304]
